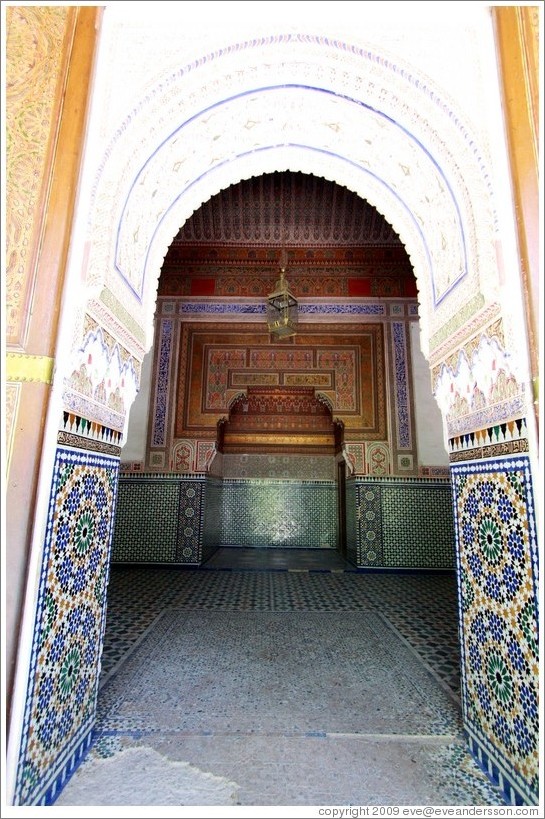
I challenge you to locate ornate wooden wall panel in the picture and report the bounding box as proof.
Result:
[175,322,386,443]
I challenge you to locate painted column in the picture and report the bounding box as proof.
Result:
[434,327,539,806]
[4,7,120,805]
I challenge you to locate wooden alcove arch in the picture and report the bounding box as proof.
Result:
[216,386,344,456]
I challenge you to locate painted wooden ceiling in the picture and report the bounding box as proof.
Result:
[159,171,416,298]
[170,171,403,247]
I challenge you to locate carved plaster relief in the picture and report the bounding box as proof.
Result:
[63,320,140,434]
[5,6,69,345]
[432,324,524,434]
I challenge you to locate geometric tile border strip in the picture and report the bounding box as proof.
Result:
[449,417,529,463]
[391,321,412,450]
[151,318,173,448]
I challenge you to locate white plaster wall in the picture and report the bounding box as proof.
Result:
[410,321,449,465]
[121,346,154,462]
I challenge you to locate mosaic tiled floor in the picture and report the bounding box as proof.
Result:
[100,553,461,703]
[56,551,509,808]
[96,610,461,736]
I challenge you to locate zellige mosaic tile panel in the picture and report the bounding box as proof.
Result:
[351,479,455,569]
[221,480,338,548]
[14,447,119,805]
[451,456,538,806]
[111,478,179,562]
[381,484,455,567]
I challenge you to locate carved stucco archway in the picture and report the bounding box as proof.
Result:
[73,32,510,411]
[9,24,538,809]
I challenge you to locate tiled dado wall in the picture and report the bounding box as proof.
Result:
[111,474,338,560]
[111,474,207,563]
[220,479,338,548]
[346,477,456,569]
[111,473,455,567]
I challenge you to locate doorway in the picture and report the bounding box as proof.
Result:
[337,460,347,558]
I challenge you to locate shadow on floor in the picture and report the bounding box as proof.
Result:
[201,546,354,571]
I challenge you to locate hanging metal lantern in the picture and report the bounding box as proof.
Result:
[266,267,298,338]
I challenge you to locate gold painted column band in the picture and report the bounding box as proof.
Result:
[6,353,54,384]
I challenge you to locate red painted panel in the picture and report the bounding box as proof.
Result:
[347,278,371,296]
[190,278,216,295]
